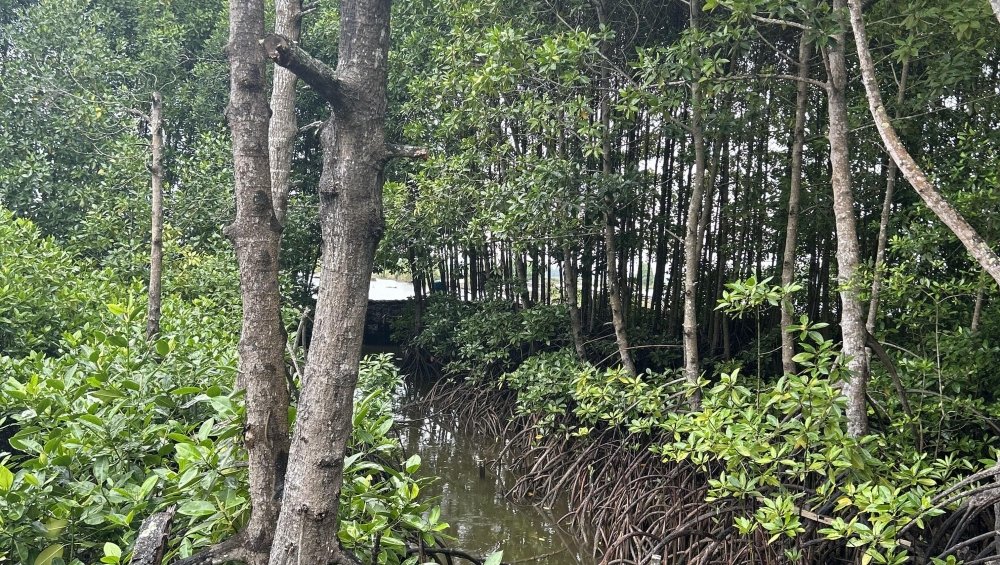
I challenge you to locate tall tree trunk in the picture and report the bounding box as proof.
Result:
[268,0,303,227]
[780,38,811,374]
[224,1,292,562]
[972,272,986,333]
[563,241,587,361]
[594,0,636,375]
[866,57,909,333]
[514,250,531,308]
[847,0,1000,288]
[146,91,164,340]
[683,0,706,407]
[824,0,870,438]
[263,0,402,559]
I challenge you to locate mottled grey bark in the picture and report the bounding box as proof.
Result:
[268,0,302,227]
[263,0,395,561]
[128,506,175,565]
[780,38,810,375]
[146,91,164,340]
[848,0,1000,289]
[824,0,870,438]
[683,0,705,407]
[218,0,292,562]
[866,57,909,334]
[992,0,1000,25]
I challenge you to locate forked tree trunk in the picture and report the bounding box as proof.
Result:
[867,57,909,334]
[263,0,412,560]
[222,0,292,562]
[824,0,870,438]
[268,0,303,227]
[146,91,164,340]
[780,38,810,375]
[847,0,1000,289]
[683,0,706,407]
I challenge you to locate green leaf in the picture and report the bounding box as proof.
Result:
[103,542,122,558]
[0,464,13,491]
[178,500,216,517]
[484,550,504,565]
[34,544,64,565]
[404,454,421,474]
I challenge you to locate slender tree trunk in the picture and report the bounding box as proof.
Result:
[991,0,1000,24]
[972,272,986,333]
[263,0,396,560]
[780,38,811,374]
[824,0,870,438]
[268,0,303,227]
[222,1,292,562]
[683,0,706,407]
[563,242,587,360]
[146,91,164,340]
[514,250,530,308]
[866,57,909,333]
[594,0,636,375]
[848,0,1000,288]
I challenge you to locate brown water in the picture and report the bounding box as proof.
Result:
[395,383,590,564]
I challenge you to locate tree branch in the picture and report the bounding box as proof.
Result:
[172,534,247,565]
[748,14,810,30]
[384,143,429,161]
[261,34,346,108]
[128,506,175,565]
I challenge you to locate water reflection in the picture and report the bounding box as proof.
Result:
[395,382,590,564]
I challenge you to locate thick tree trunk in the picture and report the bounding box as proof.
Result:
[780,38,810,375]
[824,0,870,438]
[146,91,164,340]
[220,1,293,563]
[866,57,909,333]
[847,0,1000,289]
[682,0,705,407]
[263,0,393,561]
[268,0,303,227]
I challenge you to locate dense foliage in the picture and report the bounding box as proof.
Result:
[2,0,999,562]
[0,211,446,564]
[414,285,1000,563]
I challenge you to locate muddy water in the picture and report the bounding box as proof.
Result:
[395,383,590,564]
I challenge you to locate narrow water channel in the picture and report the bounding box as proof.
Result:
[394,381,590,564]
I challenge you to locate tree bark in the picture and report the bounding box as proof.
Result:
[866,57,909,334]
[991,0,1000,25]
[221,2,293,563]
[780,38,811,375]
[146,91,164,340]
[268,0,303,227]
[824,0,870,438]
[683,0,706,407]
[847,0,1000,289]
[263,0,393,561]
